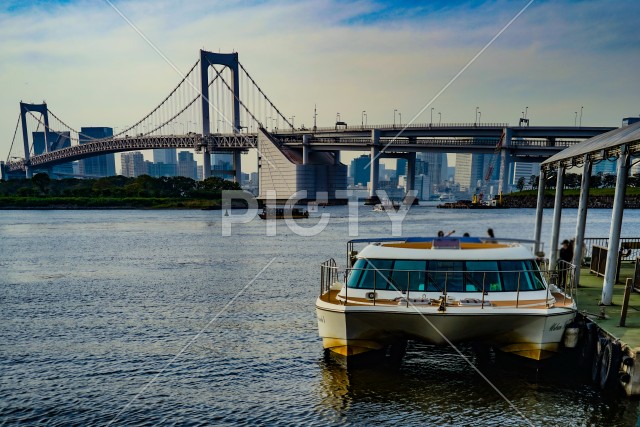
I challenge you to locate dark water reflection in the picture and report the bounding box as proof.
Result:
[1,208,640,425]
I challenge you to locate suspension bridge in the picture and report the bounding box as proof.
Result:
[2,49,614,203]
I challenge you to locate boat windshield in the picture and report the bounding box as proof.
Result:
[346,258,546,292]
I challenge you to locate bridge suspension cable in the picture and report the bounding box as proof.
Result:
[114,59,201,138]
[238,61,292,129]
[6,114,21,164]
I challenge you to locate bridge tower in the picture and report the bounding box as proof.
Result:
[199,50,241,180]
[19,102,50,178]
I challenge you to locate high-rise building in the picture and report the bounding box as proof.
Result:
[350,155,371,186]
[418,152,447,186]
[121,152,146,177]
[414,174,431,200]
[32,131,73,177]
[153,148,177,165]
[178,151,198,180]
[512,162,541,186]
[455,153,486,192]
[78,127,116,177]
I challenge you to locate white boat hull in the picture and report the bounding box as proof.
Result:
[316,299,575,360]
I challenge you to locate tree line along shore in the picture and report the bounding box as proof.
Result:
[0,173,242,209]
[505,171,640,208]
[1,172,639,209]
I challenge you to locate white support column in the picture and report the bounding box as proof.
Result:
[302,134,310,165]
[533,170,546,254]
[573,155,592,287]
[369,129,380,198]
[202,151,211,180]
[602,146,630,305]
[498,128,512,195]
[549,164,565,270]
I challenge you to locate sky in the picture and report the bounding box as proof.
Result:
[1,0,639,173]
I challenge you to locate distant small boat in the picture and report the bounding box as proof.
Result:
[259,206,309,220]
[438,193,456,202]
[373,201,400,212]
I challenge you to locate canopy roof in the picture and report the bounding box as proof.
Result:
[541,120,640,170]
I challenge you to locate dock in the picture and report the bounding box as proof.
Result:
[575,260,640,396]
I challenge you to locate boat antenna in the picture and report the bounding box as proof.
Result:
[446,230,456,236]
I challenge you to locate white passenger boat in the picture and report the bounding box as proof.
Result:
[316,236,576,362]
[373,201,400,212]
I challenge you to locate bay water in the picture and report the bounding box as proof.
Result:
[2,206,640,426]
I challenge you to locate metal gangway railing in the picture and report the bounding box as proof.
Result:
[581,237,640,263]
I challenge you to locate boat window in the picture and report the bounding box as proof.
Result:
[347,259,394,289]
[428,261,464,292]
[464,261,500,292]
[391,260,427,292]
[499,260,542,291]
[526,260,546,290]
[346,259,367,288]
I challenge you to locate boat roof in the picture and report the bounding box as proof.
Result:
[354,237,536,261]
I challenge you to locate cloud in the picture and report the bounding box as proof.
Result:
[1,0,639,168]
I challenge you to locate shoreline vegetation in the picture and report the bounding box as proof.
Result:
[2,173,639,209]
[0,173,243,209]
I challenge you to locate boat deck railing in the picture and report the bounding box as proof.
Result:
[320,260,576,309]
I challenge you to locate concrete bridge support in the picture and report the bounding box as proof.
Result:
[498,128,512,195]
[365,129,381,205]
[602,145,630,305]
[303,134,311,164]
[406,152,416,194]
[233,150,242,184]
[203,151,211,180]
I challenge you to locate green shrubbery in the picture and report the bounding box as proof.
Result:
[0,174,241,208]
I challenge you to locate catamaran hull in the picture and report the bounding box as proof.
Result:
[316,301,576,360]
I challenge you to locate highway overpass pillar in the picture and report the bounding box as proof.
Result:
[233,150,242,184]
[302,134,310,164]
[406,152,416,194]
[365,129,381,205]
[498,128,512,195]
[202,150,211,180]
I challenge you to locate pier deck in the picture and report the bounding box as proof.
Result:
[577,262,640,347]
[576,261,640,395]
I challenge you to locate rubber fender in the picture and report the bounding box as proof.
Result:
[579,322,598,368]
[622,355,634,367]
[599,340,623,390]
[619,371,631,384]
[591,337,608,384]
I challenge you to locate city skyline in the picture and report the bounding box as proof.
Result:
[1,0,639,174]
